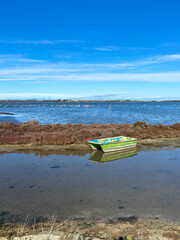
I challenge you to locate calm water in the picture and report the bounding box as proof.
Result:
[0,101,180,124]
[0,148,180,222]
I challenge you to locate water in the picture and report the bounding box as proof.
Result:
[0,101,180,125]
[0,148,180,222]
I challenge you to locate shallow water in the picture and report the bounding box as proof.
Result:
[0,148,180,222]
[0,101,180,124]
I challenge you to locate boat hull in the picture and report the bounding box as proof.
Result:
[101,141,137,152]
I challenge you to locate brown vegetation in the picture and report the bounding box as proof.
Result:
[0,121,180,146]
[0,218,180,239]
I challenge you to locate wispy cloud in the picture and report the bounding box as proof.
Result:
[89,46,154,52]
[94,46,119,51]
[0,54,43,63]
[1,72,180,82]
[109,54,180,68]
[1,53,180,82]
[156,54,180,61]
[0,40,80,44]
[126,47,155,50]
[0,93,77,100]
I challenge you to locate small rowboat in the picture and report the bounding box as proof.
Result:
[88,136,137,153]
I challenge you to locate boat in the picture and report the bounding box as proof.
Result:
[88,136,137,152]
[89,148,137,163]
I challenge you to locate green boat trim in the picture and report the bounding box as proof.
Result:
[88,136,137,152]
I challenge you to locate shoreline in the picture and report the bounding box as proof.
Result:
[0,137,180,153]
[0,121,180,151]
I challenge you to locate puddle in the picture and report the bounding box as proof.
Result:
[0,148,180,223]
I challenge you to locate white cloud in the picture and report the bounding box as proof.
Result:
[0,54,43,63]
[0,72,180,82]
[0,53,180,82]
[115,54,180,68]
[156,54,180,61]
[88,46,154,52]
[1,53,180,69]
[0,93,77,100]
[0,92,179,100]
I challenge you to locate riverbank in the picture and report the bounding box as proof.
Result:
[0,218,180,240]
[0,121,180,148]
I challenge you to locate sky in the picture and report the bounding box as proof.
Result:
[0,0,180,100]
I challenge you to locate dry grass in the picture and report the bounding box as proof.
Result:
[0,218,180,239]
[0,121,180,146]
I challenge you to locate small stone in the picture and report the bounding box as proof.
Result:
[119,206,124,209]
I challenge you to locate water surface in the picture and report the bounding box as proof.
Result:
[0,102,180,124]
[0,148,180,222]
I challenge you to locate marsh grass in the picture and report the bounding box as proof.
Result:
[0,121,180,146]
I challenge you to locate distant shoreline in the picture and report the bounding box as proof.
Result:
[0,99,180,103]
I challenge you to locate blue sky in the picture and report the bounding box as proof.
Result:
[0,0,180,100]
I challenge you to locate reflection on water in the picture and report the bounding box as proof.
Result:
[89,148,137,163]
[0,148,180,223]
[0,149,90,157]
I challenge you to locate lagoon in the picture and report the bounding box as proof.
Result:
[0,148,180,223]
[0,101,180,125]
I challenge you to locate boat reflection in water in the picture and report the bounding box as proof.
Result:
[89,148,137,163]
